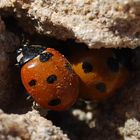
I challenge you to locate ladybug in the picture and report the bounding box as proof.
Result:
[70,48,129,101]
[17,44,79,111]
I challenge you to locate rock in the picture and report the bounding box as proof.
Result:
[0,0,140,48]
[119,118,140,140]
[0,110,69,140]
[0,16,20,110]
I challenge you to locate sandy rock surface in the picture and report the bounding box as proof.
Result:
[0,0,140,48]
[0,110,69,140]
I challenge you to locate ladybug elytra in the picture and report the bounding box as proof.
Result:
[17,44,79,111]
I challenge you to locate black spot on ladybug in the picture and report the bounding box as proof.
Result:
[39,52,53,62]
[47,75,57,84]
[107,57,119,72]
[29,79,36,87]
[82,62,93,73]
[48,98,61,106]
[65,63,72,72]
[96,82,106,93]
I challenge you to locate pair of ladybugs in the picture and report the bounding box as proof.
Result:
[17,43,131,111]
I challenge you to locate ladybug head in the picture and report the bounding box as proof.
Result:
[16,42,46,67]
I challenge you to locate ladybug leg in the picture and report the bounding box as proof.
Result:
[32,101,49,116]
[32,101,39,110]
[26,95,34,101]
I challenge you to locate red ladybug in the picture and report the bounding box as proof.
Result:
[70,48,129,101]
[17,44,79,111]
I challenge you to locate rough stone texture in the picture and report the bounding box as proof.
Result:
[0,110,69,140]
[0,0,140,48]
[119,118,140,140]
[0,16,20,110]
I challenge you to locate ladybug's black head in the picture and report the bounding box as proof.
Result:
[16,43,46,67]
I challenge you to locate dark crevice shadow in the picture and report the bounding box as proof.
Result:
[46,102,124,140]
